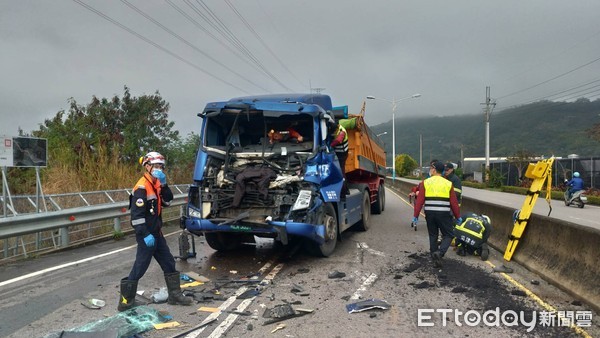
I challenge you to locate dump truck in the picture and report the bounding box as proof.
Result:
[180,94,386,257]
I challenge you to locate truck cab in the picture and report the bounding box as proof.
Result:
[181,94,383,256]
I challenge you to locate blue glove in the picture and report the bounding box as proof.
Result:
[144,234,155,247]
[412,217,418,224]
[455,217,463,225]
[152,169,167,185]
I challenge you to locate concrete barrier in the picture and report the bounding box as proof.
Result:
[386,178,600,312]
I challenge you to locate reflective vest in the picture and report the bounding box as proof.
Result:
[423,175,452,213]
[455,216,487,247]
[130,173,163,234]
[333,125,349,154]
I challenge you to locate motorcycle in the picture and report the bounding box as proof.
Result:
[564,188,587,208]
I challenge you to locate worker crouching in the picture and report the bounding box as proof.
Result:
[454,213,492,261]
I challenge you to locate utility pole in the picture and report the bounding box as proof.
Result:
[481,86,496,182]
[419,134,423,178]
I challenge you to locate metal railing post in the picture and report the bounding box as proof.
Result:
[114,217,121,233]
[60,227,69,247]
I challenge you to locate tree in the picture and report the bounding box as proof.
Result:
[165,133,201,183]
[395,154,418,177]
[32,86,184,192]
[506,149,535,184]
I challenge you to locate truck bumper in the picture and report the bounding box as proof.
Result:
[183,217,326,245]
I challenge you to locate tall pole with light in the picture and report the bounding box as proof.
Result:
[366,93,421,181]
[481,86,495,182]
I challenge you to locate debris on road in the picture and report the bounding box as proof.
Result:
[262,303,314,325]
[153,321,180,329]
[237,288,260,299]
[270,324,286,333]
[151,287,168,303]
[328,270,346,279]
[197,306,220,313]
[80,298,106,310]
[45,305,167,338]
[183,271,210,283]
[346,299,391,314]
[290,283,309,296]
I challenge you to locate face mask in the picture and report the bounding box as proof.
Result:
[152,168,163,178]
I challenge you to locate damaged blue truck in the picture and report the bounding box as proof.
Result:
[179,94,386,257]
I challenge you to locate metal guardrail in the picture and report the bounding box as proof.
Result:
[0,185,189,260]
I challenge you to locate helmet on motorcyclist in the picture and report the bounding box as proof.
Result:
[139,151,165,167]
[573,172,580,178]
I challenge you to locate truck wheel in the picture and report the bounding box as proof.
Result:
[356,190,371,231]
[380,186,385,211]
[204,232,242,251]
[307,203,338,257]
[372,186,384,214]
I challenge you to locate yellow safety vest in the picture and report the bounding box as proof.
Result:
[423,175,452,212]
[333,125,349,153]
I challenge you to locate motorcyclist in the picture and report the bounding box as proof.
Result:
[565,172,584,200]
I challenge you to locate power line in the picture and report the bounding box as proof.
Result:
[188,0,293,91]
[497,54,600,100]
[224,0,307,90]
[165,0,268,80]
[120,0,269,92]
[498,78,600,110]
[71,0,249,93]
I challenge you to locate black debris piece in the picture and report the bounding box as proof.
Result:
[237,289,260,299]
[414,281,431,289]
[451,286,468,293]
[346,299,391,313]
[402,263,420,273]
[328,270,346,279]
[571,300,582,306]
[511,290,527,297]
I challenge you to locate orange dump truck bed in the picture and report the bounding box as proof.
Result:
[340,114,386,178]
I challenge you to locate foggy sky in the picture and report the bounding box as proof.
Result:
[2,0,600,137]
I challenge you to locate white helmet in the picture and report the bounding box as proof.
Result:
[140,151,165,166]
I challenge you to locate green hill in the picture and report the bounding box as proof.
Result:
[369,99,600,165]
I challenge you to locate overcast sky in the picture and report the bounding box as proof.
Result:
[2,0,600,138]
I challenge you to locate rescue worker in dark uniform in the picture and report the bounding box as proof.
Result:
[454,213,492,261]
[117,151,192,311]
[329,119,349,195]
[444,162,462,206]
[413,160,461,268]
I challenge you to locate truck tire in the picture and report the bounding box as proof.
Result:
[204,232,242,251]
[372,185,385,214]
[307,203,338,257]
[355,190,371,231]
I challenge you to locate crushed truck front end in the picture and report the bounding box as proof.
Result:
[181,94,345,252]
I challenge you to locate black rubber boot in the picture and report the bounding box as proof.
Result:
[164,272,193,305]
[117,277,138,312]
[480,243,490,261]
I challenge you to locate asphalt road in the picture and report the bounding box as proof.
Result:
[0,188,598,338]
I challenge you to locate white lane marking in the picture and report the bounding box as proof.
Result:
[357,242,386,257]
[350,273,378,300]
[206,263,285,338]
[0,231,182,288]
